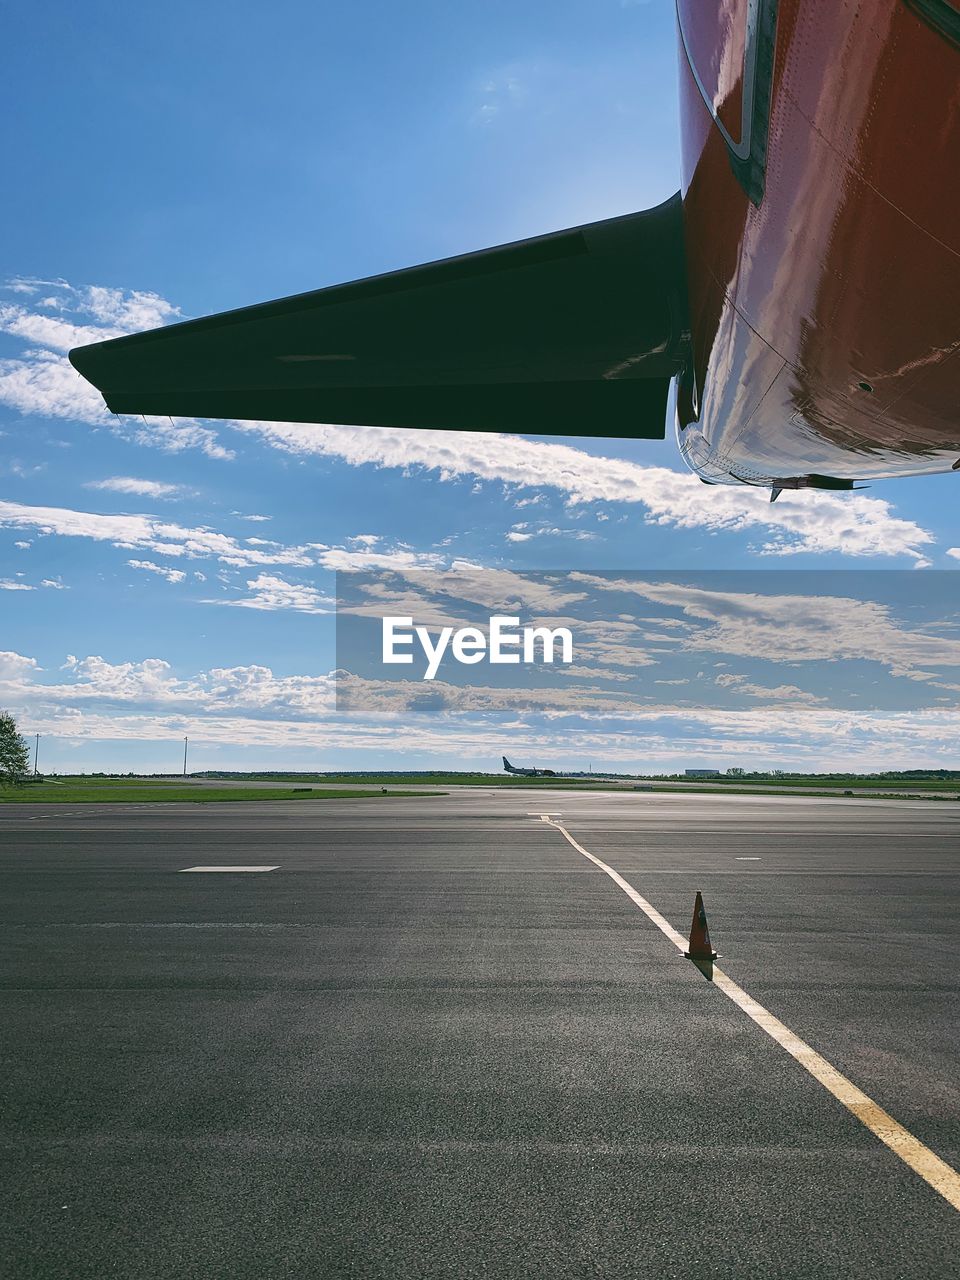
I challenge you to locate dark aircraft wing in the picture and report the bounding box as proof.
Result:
[69,194,687,439]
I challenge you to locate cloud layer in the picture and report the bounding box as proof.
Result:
[2,635,957,771]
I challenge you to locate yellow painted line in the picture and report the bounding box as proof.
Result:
[540,815,960,1213]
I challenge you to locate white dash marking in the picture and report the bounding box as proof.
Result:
[179,865,280,873]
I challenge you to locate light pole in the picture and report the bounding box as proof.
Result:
[182,736,188,777]
[34,733,39,776]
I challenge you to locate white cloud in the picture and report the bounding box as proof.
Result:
[128,559,188,584]
[0,280,180,327]
[556,664,633,683]
[472,67,527,127]
[0,574,64,589]
[385,566,588,615]
[4,278,69,295]
[715,672,824,704]
[340,583,475,630]
[126,416,234,460]
[0,304,117,353]
[948,549,960,562]
[0,650,40,678]
[13,540,30,549]
[80,285,180,332]
[0,499,314,568]
[315,546,445,572]
[17,653,336,720]
[206,573,333,614]
[540,526,597,541]
[571,618,659,671]
[502,521,595,544]
[0,346,109,421]
[0,283,228,460]
[229,420,935,562]
[2,459,45,479]
[571,576,960,679]
[87,476,183,498]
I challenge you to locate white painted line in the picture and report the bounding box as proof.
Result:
[735,856,761,860]
[541,815,960,1214]
[179,865,280,873]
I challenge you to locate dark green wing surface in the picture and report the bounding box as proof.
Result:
[69,194,687,439]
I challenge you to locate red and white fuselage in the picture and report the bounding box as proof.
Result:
[676,0,960,489]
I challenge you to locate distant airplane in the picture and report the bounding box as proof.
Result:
[69,3,960,496]
[502,756,556,779]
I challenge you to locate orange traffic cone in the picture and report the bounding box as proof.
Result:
[684,891,718,960]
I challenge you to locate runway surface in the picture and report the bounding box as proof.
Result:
[137,775,960,798]
[2,789,958,1277]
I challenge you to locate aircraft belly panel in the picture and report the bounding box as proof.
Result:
[679,0,960,484]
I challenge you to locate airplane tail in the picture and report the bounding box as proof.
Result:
[502,756,514,772]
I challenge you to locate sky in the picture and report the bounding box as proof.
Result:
[1,0,958,774]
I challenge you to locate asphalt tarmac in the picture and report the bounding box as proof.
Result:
[130,775,960,798]
[2,790,958,1278]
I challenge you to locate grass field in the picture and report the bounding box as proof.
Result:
[660,775,960,792]
[307,773,623,787]
[643,786,960,800]
[196,772,615,788]
[0,780,443,804]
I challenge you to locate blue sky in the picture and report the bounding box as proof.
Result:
[1,1,958,773]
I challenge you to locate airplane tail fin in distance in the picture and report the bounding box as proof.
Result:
[502,756,512,772]
[69,195,688,440]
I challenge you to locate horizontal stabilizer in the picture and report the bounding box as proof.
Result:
[69,195,688,439]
